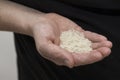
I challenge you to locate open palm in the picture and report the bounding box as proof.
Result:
[33,13,112,68]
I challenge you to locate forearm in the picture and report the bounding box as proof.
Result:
[0,1,44,36]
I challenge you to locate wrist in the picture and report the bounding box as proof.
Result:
[28,13,57,37]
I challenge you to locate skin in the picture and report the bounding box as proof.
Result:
[0,1,112,68]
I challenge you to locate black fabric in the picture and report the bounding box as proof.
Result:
[10,0,120,80]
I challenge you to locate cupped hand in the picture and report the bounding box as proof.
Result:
[30,13,112,68]
[72,31,112,67]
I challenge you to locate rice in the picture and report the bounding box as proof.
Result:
[60,29,93,53]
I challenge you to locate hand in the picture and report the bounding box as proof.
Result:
[30,13,112,68]
[0,1,112,68]
[72,31,112,67]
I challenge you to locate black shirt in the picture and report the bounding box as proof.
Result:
[10,0,120,80]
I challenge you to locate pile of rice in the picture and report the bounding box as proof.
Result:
[60,29,93,53]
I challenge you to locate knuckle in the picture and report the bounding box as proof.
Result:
[65,59,74,68]
[98,47,111,57]
[54,61,63,66]
[93,52,103,60]
[54,53,63,59]
[90,50,103,61]
[85,30,91,34]
[100,35,107,41]
[92,43,99,48]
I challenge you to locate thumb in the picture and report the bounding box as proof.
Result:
[36,38,74,68]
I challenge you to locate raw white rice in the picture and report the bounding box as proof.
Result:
[60,29,93,53]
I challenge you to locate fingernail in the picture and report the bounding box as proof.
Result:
[64,60,73,68]
[64,60,69,65]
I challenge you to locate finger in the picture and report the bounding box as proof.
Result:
[37,41,74,68]
[84,31,107,42]
[34,29,74,68]
[92,41,112,49]
[96,47,111,57]
[74,26,84,32]
[72,50,103,66]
